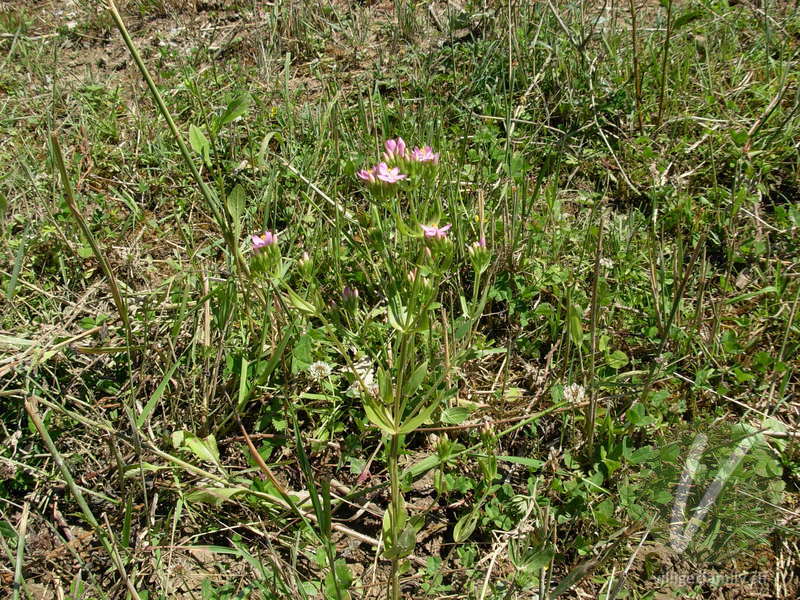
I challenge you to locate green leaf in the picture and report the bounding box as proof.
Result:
[453,510,479,543]
[390,525,417,559]
[382,497,408,541]
[567,303,583,346]
[652,489,672,505]
[226,184,245,236]
[524,548,555,571]
[403,361,428,397]
[123,462,164,479]
[388,295,411,333]
[137,358,182,427]
[377,367,393,405]
[606,350,629,369]
[324,560,353,600]
[218,93,251,126]
[286,288,318,316]
[172,431,221,467]
[730,130,748,147]
[399,400,438,434]
[185,487,245,505]
[257,131,281,166]
[291,334,312,374]
[441,407,471,425]
[626,403,654,427]
[363,395,397,435]
[402,454,441,480]
[628,446,655,464]
[189,124,211,166]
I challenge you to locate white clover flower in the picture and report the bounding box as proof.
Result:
[599,257,614,270]
[563,383,586,404]
[308,361,333,381]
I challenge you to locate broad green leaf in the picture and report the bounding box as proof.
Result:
[399,400,438,434]
[382,497,407,540]
[226,184,245,236]
[363,396,396,435]
[441,406,470,424]
[453,510,479,543]
[189,124,211,166]
[172,431,221,466]
[218,93,251,126]
[628,446,655,464]
[522,548,554,571]
[291,334,312,374]
[567,303,583,346]
[606,350,629,369]
[377,367,393,405]
[257,131,281,166]
[123,462,164,479]
[403,361,428,397]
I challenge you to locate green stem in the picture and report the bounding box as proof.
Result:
[25,399,143,600]
[104,0,247,277]
[628,0,643,132]
[51,134,130,335]
[388,432,401,600]
[656,0,674,126]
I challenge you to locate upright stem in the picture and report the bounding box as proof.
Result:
[388,333,412,600]
[388,432,401,600]
[105,0,248,276]
[585,217,604,455]
[628,0,644,132]
[656,0,674,126]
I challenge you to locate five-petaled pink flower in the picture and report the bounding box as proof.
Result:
[411,146,439,163]
[384,137,407,161]
[357,163,407,185]
[375,162,407,183]
[251,230,277,253]
[421,223,452,239]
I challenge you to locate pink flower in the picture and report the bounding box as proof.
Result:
[410,145,439,163]
[420,223,452,239]
[251,230,277,253]
[357,163,407,185]
[375,162,407,184]
[384,137,407,161]
[357,166,377,183]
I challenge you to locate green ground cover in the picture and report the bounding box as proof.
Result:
[1,0,799,598]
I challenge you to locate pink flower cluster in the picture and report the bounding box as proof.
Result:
[357,137,440,185]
